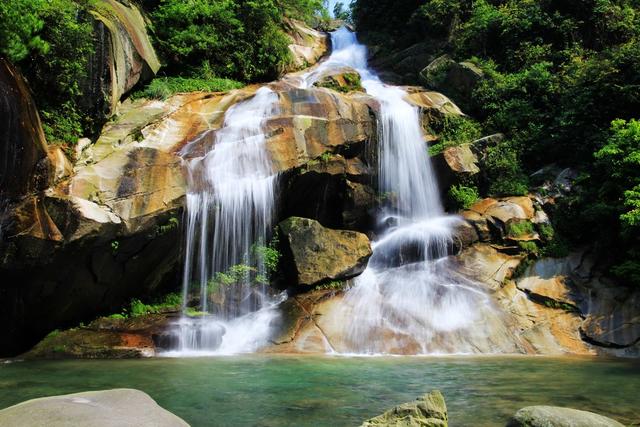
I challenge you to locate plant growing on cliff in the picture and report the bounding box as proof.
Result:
[428,115,482,155]
[448,185,479,210]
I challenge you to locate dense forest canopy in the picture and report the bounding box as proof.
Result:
[353,0,640,285]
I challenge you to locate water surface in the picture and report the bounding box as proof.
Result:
[1,355,638,426]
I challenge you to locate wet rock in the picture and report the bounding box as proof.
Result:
[284,19,329,72]
[281,154,376,231]
[23,313,177,359]
[265,88,376,171]
[0,389,190,426]
[506,406,624,427]
[432,143,480,192]
[279,217,372,287]
[361,390,448,427]
[313,67,363,93]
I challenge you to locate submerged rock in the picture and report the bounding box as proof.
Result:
[506,406,624,427]
[361,390,448,427]
[279,217,372,287]
[0,389,189,427]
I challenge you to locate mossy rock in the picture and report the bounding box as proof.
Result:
[314,67,364,93]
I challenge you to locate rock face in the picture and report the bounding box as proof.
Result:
[361,391,448,427]
[506,406,624,427]
[84,0,160,119]
[279,217,372,287]
[0,389,189,427]
[432,143,480,195]
[0,60,52,202]
[284,19,329,72]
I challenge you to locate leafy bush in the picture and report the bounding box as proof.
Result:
[429,115,482,155]
[448,185,479,210]
[483,141,529,196]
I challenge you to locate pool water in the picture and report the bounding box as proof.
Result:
[1,355,638,426]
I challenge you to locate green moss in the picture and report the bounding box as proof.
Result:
[507,220,535,238]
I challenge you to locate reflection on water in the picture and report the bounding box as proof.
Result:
[1,356,639,426]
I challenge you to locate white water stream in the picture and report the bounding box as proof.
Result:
[303,28,509,354]
[166,87,284,356]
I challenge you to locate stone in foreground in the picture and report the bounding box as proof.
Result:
[279,217,372,286]
[361,390,447,427]
[0,389,189,427]
[506,406,624,427]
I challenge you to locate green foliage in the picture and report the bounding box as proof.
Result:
[315,280,346,291]
[541,238,570,259]
[0,0,48,63]
[428,115,482,155]
[110,240,119,255]
[507,221,535,238]
[126,293,183,317]
[518,241,539,256]
[537,223,555,242]
[448,185,479,210]
[152,217,180,237]
[251,232,282,275]
[150,0,297,82]
[483,141,529,196]
[1,0,96,144]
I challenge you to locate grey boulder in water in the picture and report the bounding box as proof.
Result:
[507,406,624,427]
[361,390,448,427]
[0,389,189,426]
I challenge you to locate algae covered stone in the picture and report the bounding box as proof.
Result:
[361,390,448,427]
[279,217,372,286]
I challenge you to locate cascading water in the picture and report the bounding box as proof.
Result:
[165,87,284,356]
[305,28,513,354]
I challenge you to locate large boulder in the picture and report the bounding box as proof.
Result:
[420,55,485,110]
[83,0,160,119]
[361,391,448,427]
[0,389,189,427]
[432,143,480,195]
[279,217,372,287]
[284,19,328,72]
[506,406,624,427]
[313,67,364,93]
[23,313,177,359]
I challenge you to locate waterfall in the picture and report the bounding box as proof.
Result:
[165,87,284,356]
[306,28,510,354]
